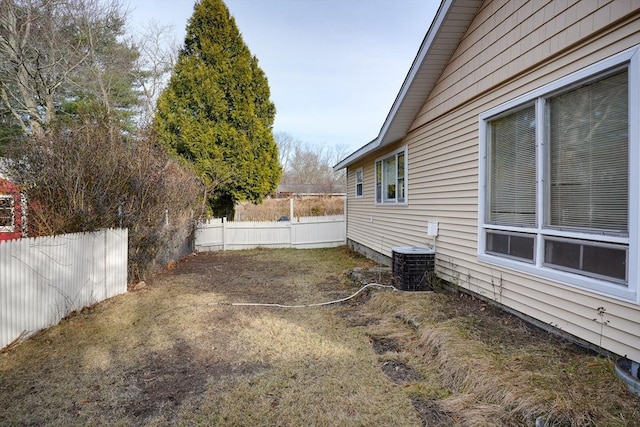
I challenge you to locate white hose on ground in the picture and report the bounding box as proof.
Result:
[209,283,399,309]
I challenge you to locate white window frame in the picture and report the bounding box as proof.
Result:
[375,145,408,205]
[478,46,640,303]
[0,194,15,232]
[355,167,363,198]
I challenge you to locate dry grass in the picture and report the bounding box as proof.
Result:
[235,197,344,221]
[0,248,418,426]
[0,248,638,426]
[356,290,640,426]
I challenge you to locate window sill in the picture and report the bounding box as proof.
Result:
[478,253,637,304]
[375,202,408,207]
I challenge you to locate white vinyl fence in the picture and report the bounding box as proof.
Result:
[0,229,128,350]
[194,215,346,251]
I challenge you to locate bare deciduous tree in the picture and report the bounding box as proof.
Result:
[274,131,298,173]
[133,20,180,127]
[0,0,138,134]
[275,132,347,188]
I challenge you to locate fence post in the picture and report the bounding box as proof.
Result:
[104,229,108,299]
[222,217,227,251]
[344,195,348,244]
[289,198,294,222]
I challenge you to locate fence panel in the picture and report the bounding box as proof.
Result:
[297,214,345,223]
[0,229,128,350]
[194,215,345,251]
[292,216,346,249]
[194,218,224,251]
[224,221,291,250]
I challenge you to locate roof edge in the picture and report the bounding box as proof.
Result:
[333,137,379,171]
[333,0,456,171]
[376,0,453,146]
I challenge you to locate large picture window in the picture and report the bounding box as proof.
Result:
[479,48,639,302]
[375,147,407,204]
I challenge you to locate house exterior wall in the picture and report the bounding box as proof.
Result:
[346,0,640,362]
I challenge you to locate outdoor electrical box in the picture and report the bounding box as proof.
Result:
[427,221,439,237]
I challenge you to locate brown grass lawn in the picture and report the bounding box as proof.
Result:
[1,248,638,426]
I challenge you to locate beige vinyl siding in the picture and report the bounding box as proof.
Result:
[417,0,640,126]
[346,0,640,361]
[347,145,420,252]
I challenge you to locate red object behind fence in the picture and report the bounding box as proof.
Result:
[0,177,26,241]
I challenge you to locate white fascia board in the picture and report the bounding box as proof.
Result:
[333,138,379,171]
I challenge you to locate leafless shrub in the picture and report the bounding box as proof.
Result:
[7,115,203,281]
[235,197,344,221]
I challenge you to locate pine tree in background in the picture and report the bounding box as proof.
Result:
[155,0,281,219]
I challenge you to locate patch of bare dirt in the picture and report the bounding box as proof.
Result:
[122,337,271,422]
[369,335,401,354]
[123,338,210,420]
[337,311,381,327]
[412,398,459,427]
[381,360,422,384]
[153,251,315,304]
[443,291,599,355]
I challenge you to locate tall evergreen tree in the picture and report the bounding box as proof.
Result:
[155,0,281,218]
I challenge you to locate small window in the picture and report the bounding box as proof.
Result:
[0,195,15,232]
[397,152,405,203]
[375,162,382,203]
[375,146,407,204]
[544,238,627,284]
[486,231,535,262]
[355,168,363,198]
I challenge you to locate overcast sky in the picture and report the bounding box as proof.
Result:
[127,0,440,153]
